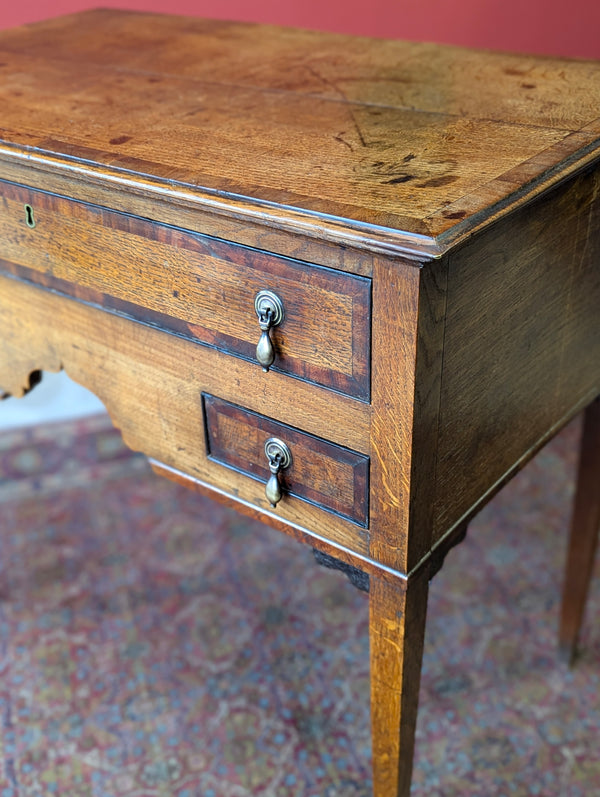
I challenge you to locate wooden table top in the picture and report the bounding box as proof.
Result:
[0,15,598,796]
[0,8,599,247]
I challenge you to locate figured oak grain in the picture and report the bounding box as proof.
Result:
[0,180,371,399]
[0,9,599,241]
[0,13,599,797]
[204,394,369,526]
[432,164,600,541]
[0,274,371,555]
[369,568,429,796]
[368,251,448,575]
[3,9,599,130]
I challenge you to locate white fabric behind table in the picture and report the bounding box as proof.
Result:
[0,371,106,430]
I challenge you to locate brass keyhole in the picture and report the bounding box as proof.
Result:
[24,204,36,229]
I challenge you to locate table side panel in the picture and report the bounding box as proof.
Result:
[433,162,600,541]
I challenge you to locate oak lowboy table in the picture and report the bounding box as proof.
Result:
[0,9,599,794]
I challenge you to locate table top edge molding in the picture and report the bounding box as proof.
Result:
[3,137,599,267]
[0,143,443,265]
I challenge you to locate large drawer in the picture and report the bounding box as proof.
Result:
[203,394,370,527]
[0,181,371,400]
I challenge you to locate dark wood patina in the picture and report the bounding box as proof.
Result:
[0,10,598,794]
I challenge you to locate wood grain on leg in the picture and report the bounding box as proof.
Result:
[559,397,600,664]
[370,569,429,797]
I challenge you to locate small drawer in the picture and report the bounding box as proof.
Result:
[203,394,369,527]
[0,181,371,400]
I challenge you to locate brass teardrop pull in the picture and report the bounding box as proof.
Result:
[254,290,284,371]
[264,437,292,508]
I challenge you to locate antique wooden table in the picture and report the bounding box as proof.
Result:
[0,10,598,795]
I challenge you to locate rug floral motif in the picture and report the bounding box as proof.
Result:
[0,413,598,796]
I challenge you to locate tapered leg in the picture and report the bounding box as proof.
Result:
[370,568,429,797]
[559,397,600,664]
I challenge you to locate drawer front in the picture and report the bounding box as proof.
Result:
[0,181,371,400]
[203,394,369,527]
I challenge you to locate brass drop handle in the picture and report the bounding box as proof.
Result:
[264,437,292,508]
[254,290,284,371]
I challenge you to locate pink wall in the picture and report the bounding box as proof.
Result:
[0,0,599,59]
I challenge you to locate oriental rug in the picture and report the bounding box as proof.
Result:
[0,413,598,796]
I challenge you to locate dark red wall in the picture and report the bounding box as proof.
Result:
[0,0,599,58]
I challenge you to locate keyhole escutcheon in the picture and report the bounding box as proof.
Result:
[24,204,36,229]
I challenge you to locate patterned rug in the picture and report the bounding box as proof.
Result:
[0,413,598,797]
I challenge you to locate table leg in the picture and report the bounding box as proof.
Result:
[559,396,600,664]
[370,568,428,796]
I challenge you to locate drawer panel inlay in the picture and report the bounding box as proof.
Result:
[0,181,371,400]
[203,394,369,526]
